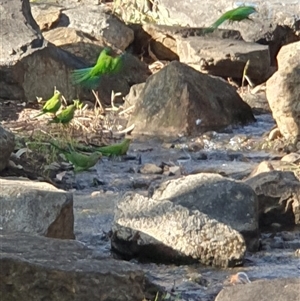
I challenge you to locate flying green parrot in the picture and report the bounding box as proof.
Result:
[96,138,131,157]
[50,142,102,172]
[71,47,125,90]
[49,104,76,124]
[33,90,62,118]
[205,6,257,33]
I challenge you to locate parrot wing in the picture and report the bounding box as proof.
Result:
[96,138,131,156]
[33,91,61,118]
[205,6,256,32]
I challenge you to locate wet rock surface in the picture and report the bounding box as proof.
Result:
[72,188,300,301]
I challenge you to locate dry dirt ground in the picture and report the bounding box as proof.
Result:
[0,99,130,188]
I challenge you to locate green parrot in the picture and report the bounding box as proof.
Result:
[50,142,102,172]
[71,47,125,90]
[205,6,257,33]
[96,138,131,157]
[34,90,62,118]
[49,104,76,124]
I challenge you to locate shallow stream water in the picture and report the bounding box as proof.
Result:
[72,113,300,301]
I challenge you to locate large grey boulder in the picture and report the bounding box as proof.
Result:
[112,191,246,268]
[0,178,74,239]
[151,173,259,251]
[244,170,300,229]
[0,126,15,172]
[0,232,157,301]
[215,278,300,301]
[266,41,300,141]
[0,0,83,102]
[128,61,255,137]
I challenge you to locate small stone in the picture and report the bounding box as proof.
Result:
[281,232,295,241]
[139,163,163,175]
[268,127,282,141]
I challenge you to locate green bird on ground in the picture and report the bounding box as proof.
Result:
[50,142,102,172]
[34,90,62,118]
[96,138,131,157]
[49,103,76,124]
[71,47,125,90]
[205,6,257,33]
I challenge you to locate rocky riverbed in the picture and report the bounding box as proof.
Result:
[1,0,300,300]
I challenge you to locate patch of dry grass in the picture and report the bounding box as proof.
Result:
[2,90,135,177]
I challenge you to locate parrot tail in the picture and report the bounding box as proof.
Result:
[71,67,101,89]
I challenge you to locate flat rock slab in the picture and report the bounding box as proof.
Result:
[0,232,156,301]
[177,37,271,84]
[139,23,242,61]
[0,177,74,239]
[215,278,300,301]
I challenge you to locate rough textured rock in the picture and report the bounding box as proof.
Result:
[266,41,300,141]
[31,2,62,31]
[239,88,271,114]
[244,171,300,229]
[128,61,255,137]
[0,126,15,172]
[132,24,270,83]
[0,0,145,104]
[215,278,300,301]
[150,173,259,251]
[31,2,134,51]
[0,232,157,301]
[63,4,134,51]
[178,37,271,84]
[155,0,300,43]
[0,178,74,239]
[139,163,163,175]
[0,0,43,61]
[124,82,146,108]
[247,161,275,179]
[112,191,246,268]
[43,27,109,63]
[0,0,85,102]
[43,27,150,104]
[138,24,243,60]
